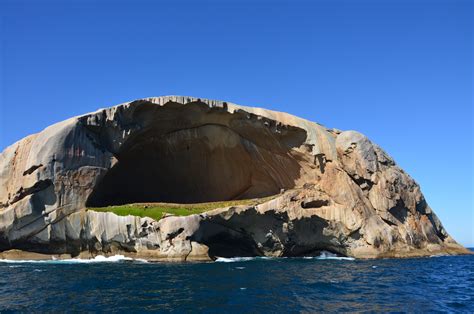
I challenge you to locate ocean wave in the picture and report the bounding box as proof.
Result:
[215,257,258,263]
[314,251,355,261]
[215,251,355,262]
[430,254,449,258]
[0,255,148,264]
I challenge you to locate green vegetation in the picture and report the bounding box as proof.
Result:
[87,196,276,221]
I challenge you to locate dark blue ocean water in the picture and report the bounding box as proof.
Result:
[0,250,473,312]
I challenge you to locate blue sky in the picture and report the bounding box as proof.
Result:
[1,0,472,246]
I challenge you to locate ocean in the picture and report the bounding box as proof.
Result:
[1,250,473,312]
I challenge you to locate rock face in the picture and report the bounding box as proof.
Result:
[0,96,469,260]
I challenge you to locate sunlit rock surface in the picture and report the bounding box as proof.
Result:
[0,96,469,260]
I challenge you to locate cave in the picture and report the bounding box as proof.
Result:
[86,103,308,206]
[204,232,262,258]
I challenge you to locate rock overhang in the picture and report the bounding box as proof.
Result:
[83,97,317,205]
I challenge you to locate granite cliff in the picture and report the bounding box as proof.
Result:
[0,96,469,261]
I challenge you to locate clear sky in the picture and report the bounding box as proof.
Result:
[1,0,472,246]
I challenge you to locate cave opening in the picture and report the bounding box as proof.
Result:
[86,122,305,207]
[205,232,262,258]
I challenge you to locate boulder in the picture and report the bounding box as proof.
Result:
[0,96,469,260]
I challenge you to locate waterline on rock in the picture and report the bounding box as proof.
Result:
[0,255,149,264]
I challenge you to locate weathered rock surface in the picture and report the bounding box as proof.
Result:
[0,96,469,260]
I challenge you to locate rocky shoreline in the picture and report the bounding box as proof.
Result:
[1,246,470,263]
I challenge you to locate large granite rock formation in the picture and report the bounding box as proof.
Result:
[0,96,469,261]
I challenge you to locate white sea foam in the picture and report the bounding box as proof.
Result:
[215,251,355,262]
[215,257,257,263]
[315,251,355,261]
[301,251,355,261]
[0,255,148,264]
[430,254,449,258]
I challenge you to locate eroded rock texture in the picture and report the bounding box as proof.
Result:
[0,96,468,260]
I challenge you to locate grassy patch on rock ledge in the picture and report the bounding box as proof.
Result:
[87,196,276,221]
